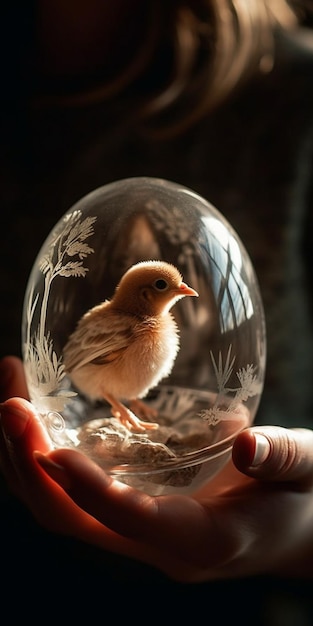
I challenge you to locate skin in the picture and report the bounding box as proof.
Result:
[1,355,313,583]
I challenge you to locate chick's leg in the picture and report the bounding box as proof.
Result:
[104,392,158,432]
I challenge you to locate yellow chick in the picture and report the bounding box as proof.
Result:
[63,260,198,431]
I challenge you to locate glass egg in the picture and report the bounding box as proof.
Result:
[22,177,266,496]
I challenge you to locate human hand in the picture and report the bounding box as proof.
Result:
[1,355,313,583]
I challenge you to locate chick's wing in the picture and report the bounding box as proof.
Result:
[63,311,134,372]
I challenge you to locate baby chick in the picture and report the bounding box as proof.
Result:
[63,260,198,431]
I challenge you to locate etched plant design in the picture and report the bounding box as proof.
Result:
[24,210,97,413]
[23,203,260,431]
[201,344,262,425]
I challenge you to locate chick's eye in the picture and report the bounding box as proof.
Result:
[153,278,168,291]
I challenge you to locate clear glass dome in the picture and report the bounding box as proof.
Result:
[22,177,266,495]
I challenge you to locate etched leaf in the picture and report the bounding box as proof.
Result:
[39,255,54,275]
[210,344,235,392]
[65,216,97,246]
[58,261,89,277]
[66,242,94,258]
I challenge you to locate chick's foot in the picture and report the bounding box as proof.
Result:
[105,393,158,432]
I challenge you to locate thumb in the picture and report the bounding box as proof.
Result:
[232,426,313,484]
[0,356,29,402]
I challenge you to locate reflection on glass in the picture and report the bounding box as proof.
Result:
[22,177,266,495]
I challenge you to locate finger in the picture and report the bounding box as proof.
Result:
[34,447,244,571]
[0,397,52,458]
[0,397,53,498]
[232,426,313,484]
[0,400,146,564]
[0,419,21,498]
[0,356,29,402]
[0,398,107,533]
[0,357,29,493]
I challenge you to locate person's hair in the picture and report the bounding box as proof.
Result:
[35,1,310,134]
[140,0,299,135]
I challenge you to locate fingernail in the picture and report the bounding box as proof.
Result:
[0,400,30,438]
[34,451,71,490]
[251,433,271,466]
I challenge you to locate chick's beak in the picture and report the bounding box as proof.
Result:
[178,282,199,297]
